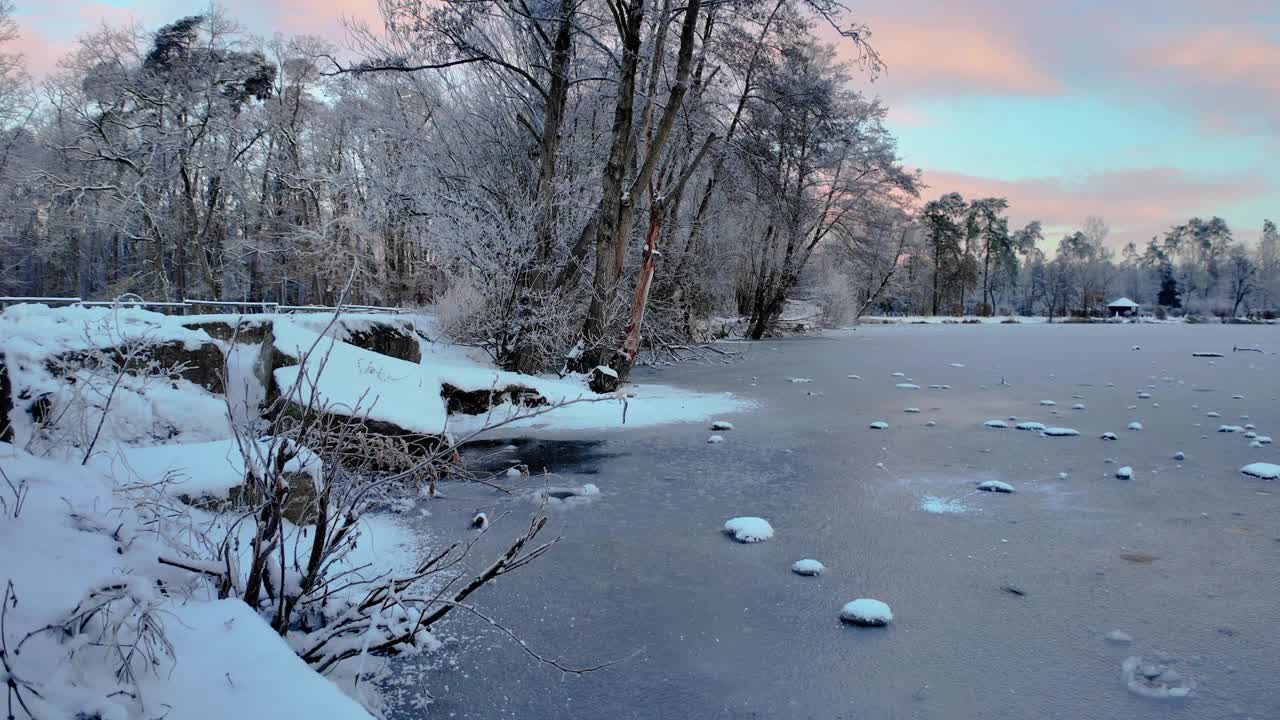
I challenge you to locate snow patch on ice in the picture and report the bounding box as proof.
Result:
[1240,462,1280,480]
[840,599,893,626]
[724,516,774,543]
[791,559,826,576]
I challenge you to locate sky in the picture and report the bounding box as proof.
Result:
[15,0,1280,248]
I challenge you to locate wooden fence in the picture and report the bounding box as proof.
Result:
[0,296,407,315]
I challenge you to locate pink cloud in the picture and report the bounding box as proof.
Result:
[921,167,1270,247]
[865,22,1061,97]
[1153,29,1280,94]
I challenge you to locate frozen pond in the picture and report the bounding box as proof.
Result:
[389,323,1280,719]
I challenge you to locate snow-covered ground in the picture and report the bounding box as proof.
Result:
[0,303,747,718]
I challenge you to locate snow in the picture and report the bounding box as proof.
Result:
[1192,352,1224,358]
[920,496,968,514]
[977,480,1014,493]
[273,318,747,435]
[724,517,774,543]
[983,420,1009,428]
[839,599,893,626]
[1108,297,1139,309]
[142,600,373,720]
[1039,400,1056,406]
[904,407,921,413]
[1041,427,1079,437]
[1015,421,1046,431]
[88,438,321,499]
[869,421,889,430]
[593,365,618,378]
[1217,425,1244,433]
[711,420,735,431]
[1072,403,1086,410]
[707,434,725,444]
[1121,656,1194,699]
[1100,432,1118,440]
[791,559,826,576]
[896,383,921,390]
[0,442,383,719]
[1127,421,1144,431]
[1116,466,1133,479]
[1105,630,1134,644]
[846,374,861,380]
[1240,463,1280,480]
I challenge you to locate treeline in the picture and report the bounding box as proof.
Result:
[825,195,1279,321]
[0,0,916,377]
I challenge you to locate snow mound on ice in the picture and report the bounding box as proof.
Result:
[1039,400,1056,406]
[711,420,734,431]
[1016,421,1046,431]
[977,480,1014,493]
[1116,466,1133,479]
[1128,422,1144,431]
[1042,427,1079,437]
[869,421,889,430]
[896,383,921,390]
[983,419,1009,428]
[791,559,826,576]
[1240,463,1280,480]
[724,516,774,543]
[1121,656,1194,699]
[840,599,893,626]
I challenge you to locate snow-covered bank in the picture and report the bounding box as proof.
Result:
[0,443,381,719]
[1,303,749,717]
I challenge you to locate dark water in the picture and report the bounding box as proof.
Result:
[388,324,1280,720]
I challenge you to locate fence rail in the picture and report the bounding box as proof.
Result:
[0,296,407,315]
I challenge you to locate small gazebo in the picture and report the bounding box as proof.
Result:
[1107,297,1139,317]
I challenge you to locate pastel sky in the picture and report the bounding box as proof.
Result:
[16,0,1280,247]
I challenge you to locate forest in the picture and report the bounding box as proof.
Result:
[0,0,1276,380]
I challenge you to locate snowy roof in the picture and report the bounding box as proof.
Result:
[1107,297,1139,308]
